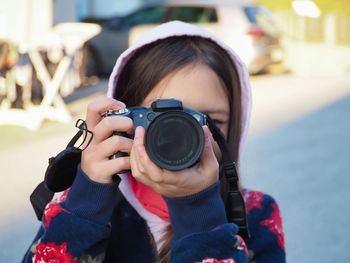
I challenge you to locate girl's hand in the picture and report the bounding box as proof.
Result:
[81,98,134,184]
[130,125,219,198]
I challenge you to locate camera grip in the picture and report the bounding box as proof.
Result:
[109,131,130,159]
[109,131,131,177]
[110,151,129,159]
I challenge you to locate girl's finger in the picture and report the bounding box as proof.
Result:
[93,116,134,144]
[199,126,219,178]
[130,126,148,176]
[131,126,163,183]
[85,98,125,128]
[88,157,131,184]
[106,156,131,176]
[96,134,133,158]
[130,148,156,187]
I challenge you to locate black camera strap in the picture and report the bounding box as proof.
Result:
[30,120,90,221]
[206,116,250,239]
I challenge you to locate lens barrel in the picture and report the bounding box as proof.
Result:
[145,111,204,170]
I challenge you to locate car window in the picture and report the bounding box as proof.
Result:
[167,6,218,23]
[244,6,279,35]
[118,6,169,29]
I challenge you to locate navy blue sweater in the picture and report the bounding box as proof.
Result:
[23,166,285,262]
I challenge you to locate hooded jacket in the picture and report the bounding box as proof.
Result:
[23,21,285,263]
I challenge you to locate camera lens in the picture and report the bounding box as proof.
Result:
[145,111,204,170]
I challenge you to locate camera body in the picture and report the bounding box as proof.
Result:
[107,99,207,170]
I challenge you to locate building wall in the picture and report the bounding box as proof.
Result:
[274,10,350,45]
[0,0,52,51]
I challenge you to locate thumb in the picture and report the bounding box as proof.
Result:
[133,126,146,147]
[200,126,219,174]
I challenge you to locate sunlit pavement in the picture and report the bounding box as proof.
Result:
[1,73,350,262]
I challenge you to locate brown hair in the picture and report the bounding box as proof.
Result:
[114,36,242,262]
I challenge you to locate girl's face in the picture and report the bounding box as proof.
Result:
[140,62,230,161]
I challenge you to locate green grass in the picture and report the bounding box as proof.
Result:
[0,120,76,149]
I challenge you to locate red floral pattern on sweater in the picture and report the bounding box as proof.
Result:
[33,242,77,263]
[52,188,70,203]
[42,189,71,227]
[243,190,264,212]
[196,258,235,263]
[43,203,66,228]
[235,234,248,256]
[260,202,285,251]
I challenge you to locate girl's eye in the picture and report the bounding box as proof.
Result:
[213,119,223,125]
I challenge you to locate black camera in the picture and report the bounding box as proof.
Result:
[106,99,207,170]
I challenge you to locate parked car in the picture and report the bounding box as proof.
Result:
[81,0,285,77]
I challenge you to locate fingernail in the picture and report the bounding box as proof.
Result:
[116,100,126,107]
[135,126,141,139]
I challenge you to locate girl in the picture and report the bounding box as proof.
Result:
[23,21,285,262]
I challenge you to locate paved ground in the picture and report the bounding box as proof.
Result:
[1,73,350,262]
[241,93,350,262]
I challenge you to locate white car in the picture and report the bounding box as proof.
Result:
[83,0,285,76]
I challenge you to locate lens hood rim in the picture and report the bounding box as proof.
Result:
[145,110,205,171]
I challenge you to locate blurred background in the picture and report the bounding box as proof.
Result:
[0,0,349,262]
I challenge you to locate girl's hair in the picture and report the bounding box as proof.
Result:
[114,36,242,262]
